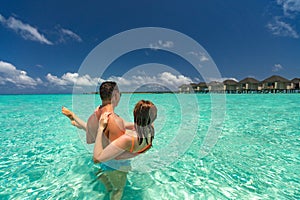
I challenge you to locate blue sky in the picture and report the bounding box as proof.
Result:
[0,0,300,93]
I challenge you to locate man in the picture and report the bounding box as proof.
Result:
[62,81,132,200]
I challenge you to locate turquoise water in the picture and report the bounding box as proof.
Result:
[0,94,299,199]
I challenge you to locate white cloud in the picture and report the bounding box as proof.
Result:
[267,1,300,38]
[108,76,132,86]
[108,71,192,91]
[60,28,82,42]
[46,72,99,86]
[277,0,300,17]
[159,40,174,48]
[0,14,52,45]
[158,72,192,86]
[46,73,68,86]
[188,51,209,62]
[272,63,284,72]
[35,64,43,68]
[266,17,299,38]
[0,68,194,92]
[206,77,238,83]
[0,14,5,22]
[149,40,174,50]
[193,77,201,82]
[0,61,43,87]
[44,72,177,91]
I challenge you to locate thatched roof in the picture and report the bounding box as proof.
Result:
[179,84,190,88]
[180,76,299,89]
[223,79,238,85]
[262,75,290,83]
[291,78,300,83]
[207,81,223,86]
[239,77,259,84]
[197,82,208,87]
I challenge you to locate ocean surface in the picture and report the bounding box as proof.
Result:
[0,93,299,199]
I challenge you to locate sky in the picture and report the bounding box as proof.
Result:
[0,0,300,94]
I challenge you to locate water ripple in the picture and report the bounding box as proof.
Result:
[0,94,299,199]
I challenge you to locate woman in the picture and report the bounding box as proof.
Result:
[93,100,157,163]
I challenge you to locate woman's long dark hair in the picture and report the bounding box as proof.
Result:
[133,100,157,145]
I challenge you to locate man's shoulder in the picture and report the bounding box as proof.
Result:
[87,112,96,121]
[108,113,124,124]
[110,113,123,122]
[108,113,125,131]
[87,112,98,129]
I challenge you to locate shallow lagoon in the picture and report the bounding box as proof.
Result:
[0,93,299,199]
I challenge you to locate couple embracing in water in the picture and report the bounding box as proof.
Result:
[62,81,157,200]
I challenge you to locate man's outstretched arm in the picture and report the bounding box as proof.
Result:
[62,106,87,131]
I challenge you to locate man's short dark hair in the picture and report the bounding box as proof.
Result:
[99,81,118,101]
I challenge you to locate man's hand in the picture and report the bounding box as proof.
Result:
[99,112,111,130]
[62,106,86,130]
[62,106,74,120]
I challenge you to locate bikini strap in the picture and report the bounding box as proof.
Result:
[137,143,152,154]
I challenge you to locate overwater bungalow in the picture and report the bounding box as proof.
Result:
[238,77,260,93]
[179,82,208,93]
[207,81,224,93]
[290,78,300,92]
[193,82,208,93]
[190,83,198,92]
[178,84,193,93]
[262,75,290,93]
[223,79,238,93]
[178,75,300,93]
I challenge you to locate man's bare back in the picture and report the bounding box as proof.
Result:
[86,106,125,147]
